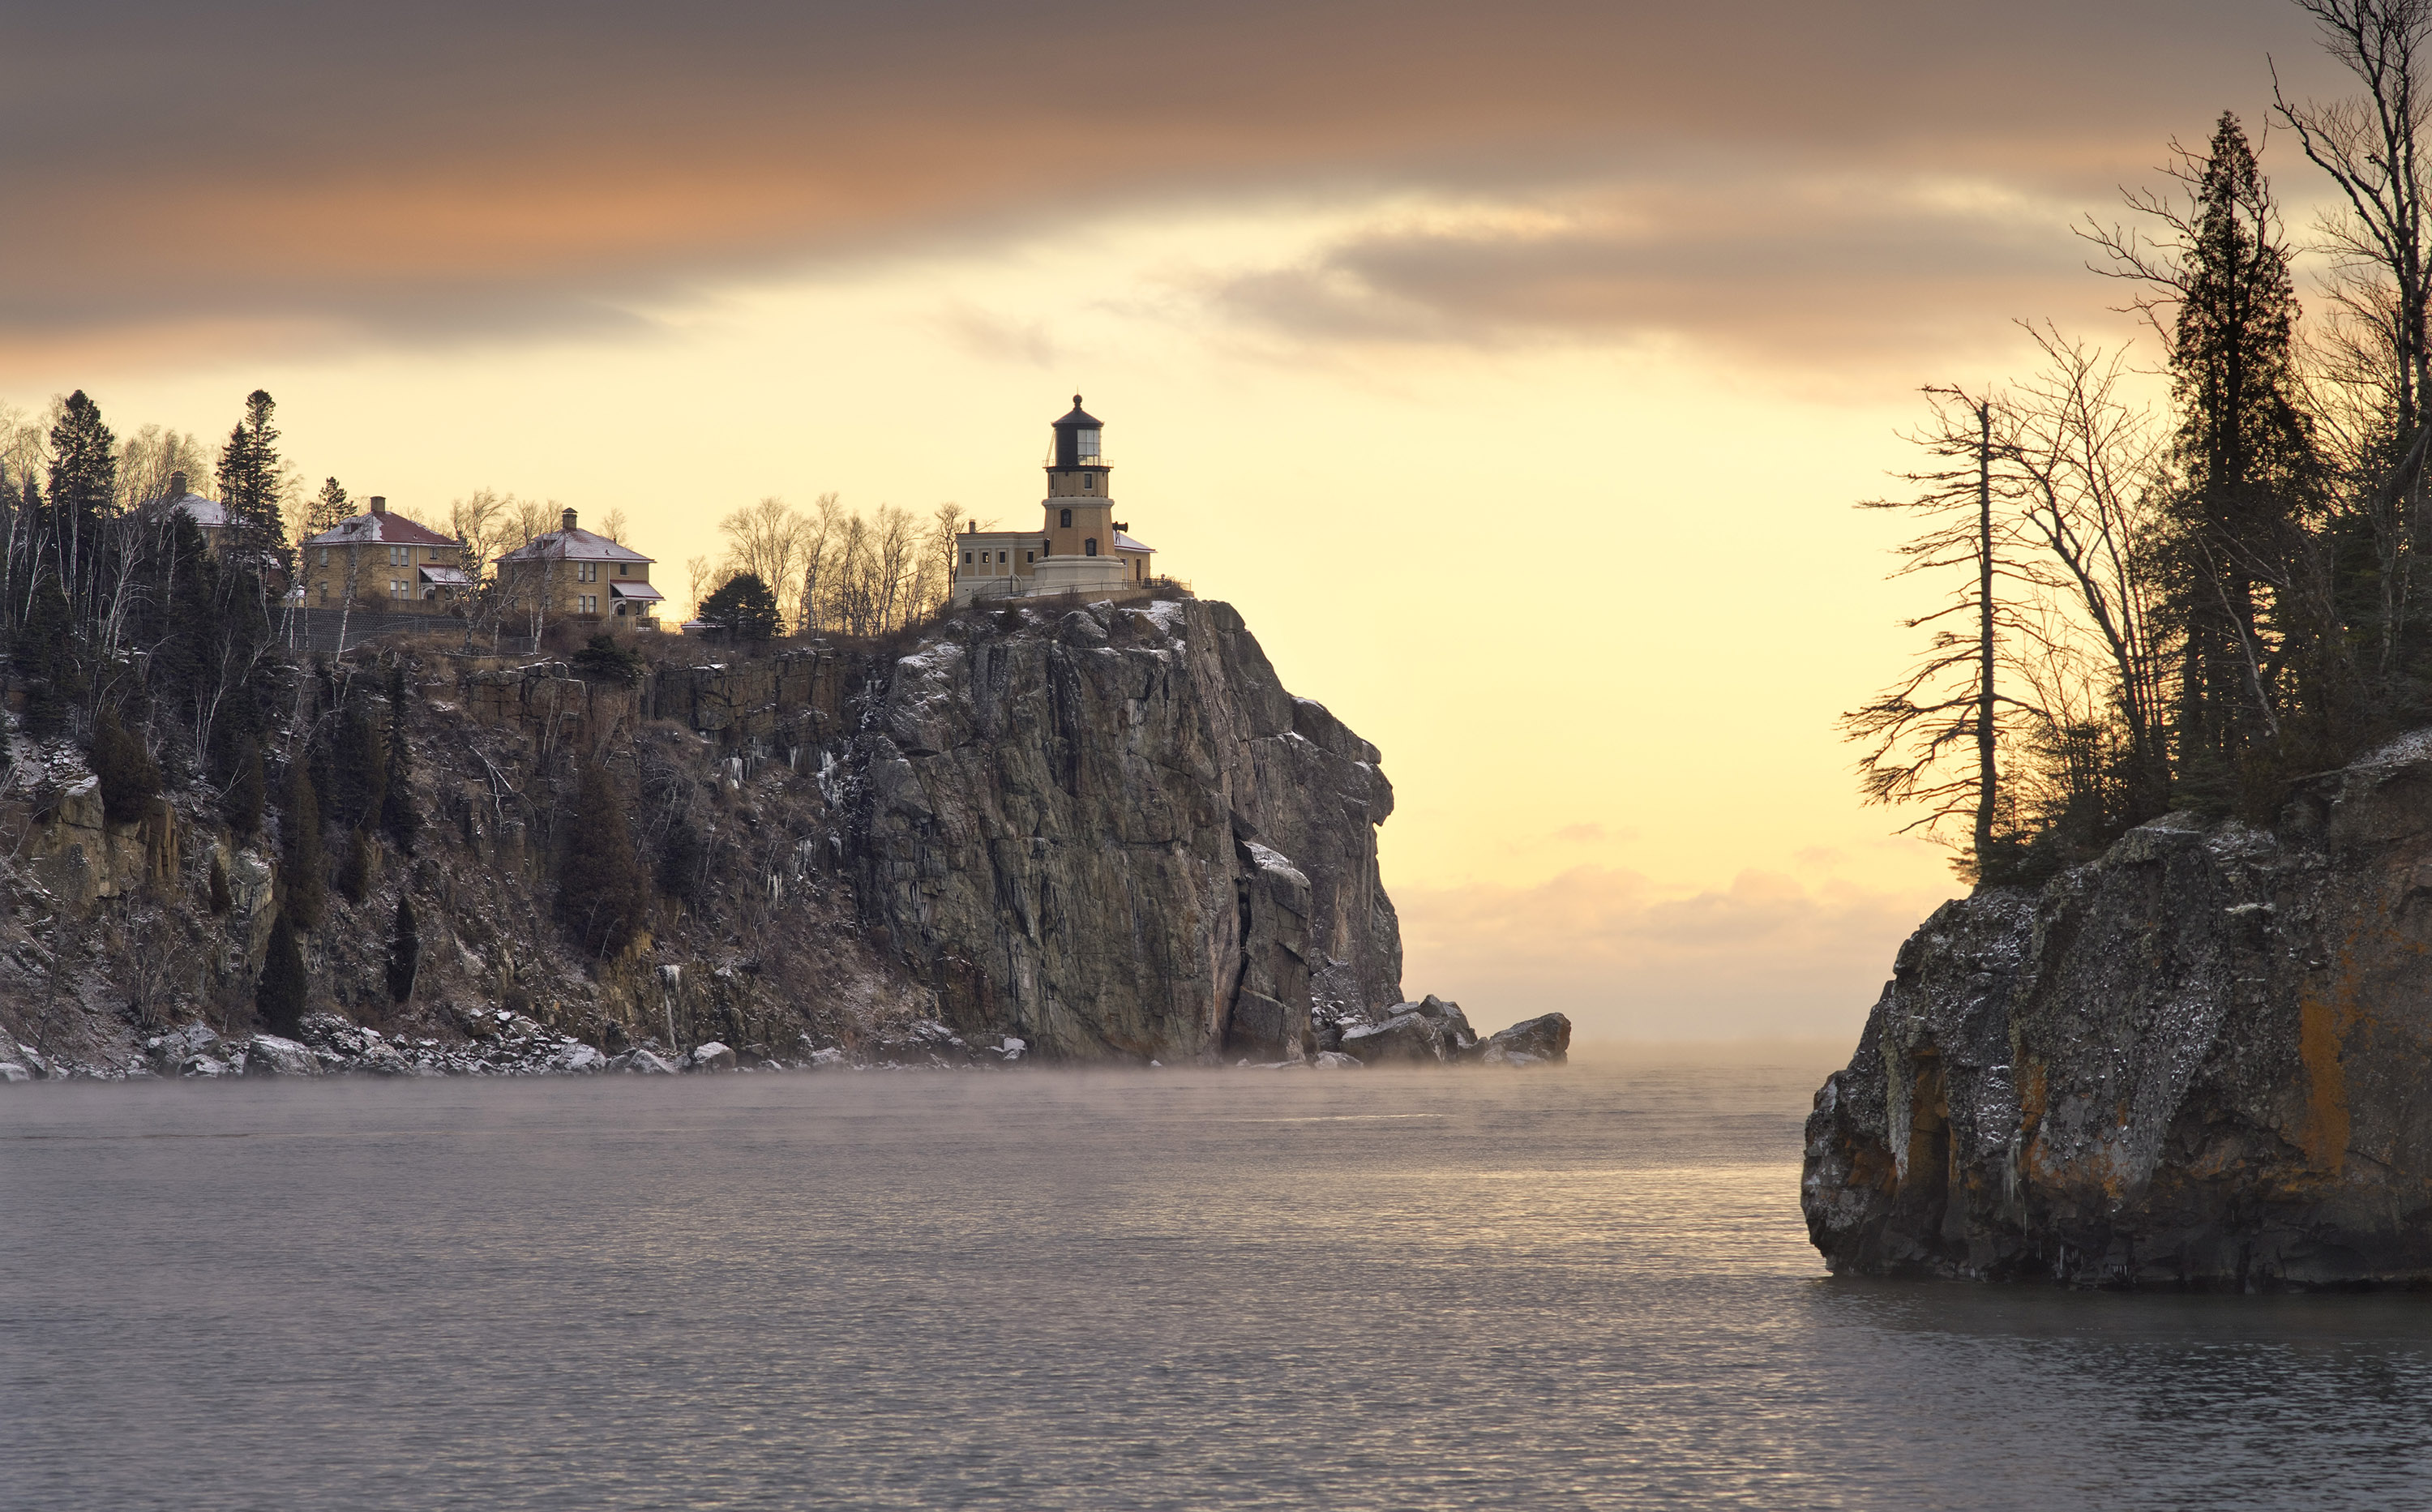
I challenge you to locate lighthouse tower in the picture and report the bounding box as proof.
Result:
[952,394,1158,605]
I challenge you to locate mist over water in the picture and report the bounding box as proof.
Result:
[6,1060,2430,1510]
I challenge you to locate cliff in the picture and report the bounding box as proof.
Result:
[0,595,1421,1077]
[1804,734,2432,1287]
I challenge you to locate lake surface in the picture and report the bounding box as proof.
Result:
[6,1056,2432,1510]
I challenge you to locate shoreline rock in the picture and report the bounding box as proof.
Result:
[1803,736,2432,1289]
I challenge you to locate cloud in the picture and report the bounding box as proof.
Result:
[1200,174,2100,366]
[1,0,2326,363]
[1395,866,1952,1043]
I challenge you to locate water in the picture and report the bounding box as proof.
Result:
[6,1058,2431,1510]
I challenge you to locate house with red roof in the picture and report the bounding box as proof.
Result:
[300,495,473,613]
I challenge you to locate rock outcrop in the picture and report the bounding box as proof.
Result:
[849,598,1402,1063]
[1805,736,2432,1288]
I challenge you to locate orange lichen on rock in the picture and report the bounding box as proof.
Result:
[2297,975,2352,1176]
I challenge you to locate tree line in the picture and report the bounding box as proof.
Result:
[1850,0,2432,885]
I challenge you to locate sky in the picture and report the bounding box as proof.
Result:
[1,0,2374,1042]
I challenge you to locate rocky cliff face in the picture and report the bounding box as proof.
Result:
[0,594,1405,1075]
[851,598,1401,1062]
[1804,736,2432,1287]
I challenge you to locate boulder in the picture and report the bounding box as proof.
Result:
[546,1043,608,1073]
[145,1022,223,1075]
[613,1048,681,1075]
[0,1063,29,1084]
[242,1034,323,1077]
[1312,1051,1362,1069]
[1339,1011,1449,1064]
[1479,1013,1570,1066]
[1406,994,1479,1052]
[687,1041,738,1073]
[807,1047,848,1070]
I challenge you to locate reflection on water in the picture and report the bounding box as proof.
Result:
[4,1060,2429,1510]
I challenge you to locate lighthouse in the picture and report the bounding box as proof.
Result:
[951,395,1158,606]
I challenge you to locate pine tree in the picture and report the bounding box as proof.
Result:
[218,390,289,567]
[256,911,307,1036]
[557,760,651,957]
[386,893,420,1004]
[46,391,118,614]
[88,709,162,824]
[380,661,420,853]
[282,758,326,931]
[304,477,352,538]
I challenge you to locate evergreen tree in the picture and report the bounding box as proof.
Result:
[224,739,267,840]
[88,709,162,824]
[557,760,650,957]
[333,703,387,827]
[46,391,118,613]
[699,572,782,641]
[304,477,352,538]
[15,571,80,739]
[386,893,420,1004]
[380,661,420,853]
[2164,113,2321,795]
[218,390,289,568]
[282,758,326,931]
[256,911,307,1036]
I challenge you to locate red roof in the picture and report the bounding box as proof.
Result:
[302,511,459,549]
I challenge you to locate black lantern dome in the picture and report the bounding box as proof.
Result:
[1050,395,1107,470]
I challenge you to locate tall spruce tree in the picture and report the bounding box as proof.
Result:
[282,757,326,931]
[256,911,307,1035]
[380,661,420,853]
[218,390,288,568]
[2163,114,2320,803]
[557,760,650,957]
[46,391,118,616]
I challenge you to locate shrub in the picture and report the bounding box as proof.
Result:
[572,632,646,684]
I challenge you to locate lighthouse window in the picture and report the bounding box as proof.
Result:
[1082,475,1093,491]
[1076,427,1101,463]
[1025,550,1034,563]
[1060,508,1072,528]
[962,551,972,566]
[1085,538,1098,556]
[998,551,1008,563]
